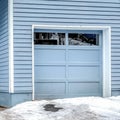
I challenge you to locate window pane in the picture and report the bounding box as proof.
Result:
[34,32,65,45]
[68,33,99,46]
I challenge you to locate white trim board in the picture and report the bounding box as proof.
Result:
[32,25,111,98]
[32,25,35,100]
[8,0,14,93]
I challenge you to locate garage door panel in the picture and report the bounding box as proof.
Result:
[35,66,66,79]
[35,49,66,64]
[35,78,66,82]
[34,31,102,98]
[68,66,100,80]
[68,50,100,62]
[69,83,100,95]
[35,82,66,94]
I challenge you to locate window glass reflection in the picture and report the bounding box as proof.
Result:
[34,32,65,45]
[68,33,99,46]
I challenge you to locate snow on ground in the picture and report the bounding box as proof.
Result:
[0,97,120,120]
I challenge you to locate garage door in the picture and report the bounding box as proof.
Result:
[34,30,102,99]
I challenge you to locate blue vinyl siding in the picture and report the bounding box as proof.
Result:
[0,0,9,92]
[13,0,120,95]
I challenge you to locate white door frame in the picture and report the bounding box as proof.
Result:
[32,25,111,100]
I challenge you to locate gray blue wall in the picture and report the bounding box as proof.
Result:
[0,0,11,107]
[0,0,32,107]
[13,0,120,95]
[0,0,9,92]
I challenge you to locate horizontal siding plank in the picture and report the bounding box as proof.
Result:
[14,75,32,78]
[0,63,9,68]
[112,77,120,81]
[14,34,32,39]
[14,87,32,92]
[0,47,8,52]
[14,51,32,56]
[14,69,32,74]
[0,50,8,56]
[14,40,31,43]
[14,17,120,24]
[14,13,120,20]
[14,43,32,47]
[14,4,120,13]
[14,9,120,16]
[14,47,32,51]
[112,68,120,71]
[14,61,32,65]
[14,57,32,61]
[14,0,120,7]
[0,82,8,86]
[13,0,120,3]
[0,54,9,59]
[14,22,120,27]
[112,41,120,44]
[14,78,32,82]
[112,49,120,52]
[14,65,32,69]
[0,88,8,91]
[112,53,120,56]
[112,85,120,89]
[112,73,120,77]
[0,71,9,75]
[13,4,120,12]
[112,57,120,61]
[111,62,120,65]
[0,31,8,39]
[14,82,32,87]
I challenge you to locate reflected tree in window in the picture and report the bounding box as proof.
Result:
[68,33,99,46]
[34,32,65,45]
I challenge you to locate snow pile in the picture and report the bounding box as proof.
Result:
[0,97,120,120]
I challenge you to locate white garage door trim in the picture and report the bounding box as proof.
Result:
[32,25,111,100]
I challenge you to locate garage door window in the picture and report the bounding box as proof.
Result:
[34,32,99,46]
[34,32,65,45]
[68,33,99,46]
